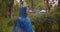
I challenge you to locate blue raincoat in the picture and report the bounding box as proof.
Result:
[12,6,33,32]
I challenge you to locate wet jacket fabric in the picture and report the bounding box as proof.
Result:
[12,6,33,32]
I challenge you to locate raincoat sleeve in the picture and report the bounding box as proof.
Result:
[12,19,21,32]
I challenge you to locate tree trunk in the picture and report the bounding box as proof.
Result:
[31,0,34,11]
[58,0,60,6]
[46,0,50,12]
[9,0,14,19]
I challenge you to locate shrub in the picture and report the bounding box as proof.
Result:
[29,6,60,32]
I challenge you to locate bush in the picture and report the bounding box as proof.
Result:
[0,17,17,32]
[28,6,60,32]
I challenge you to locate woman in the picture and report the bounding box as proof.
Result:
[12,6,33,32]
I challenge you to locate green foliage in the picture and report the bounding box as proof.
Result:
[52,21,59,30]
[0,0,19,32]
[0,0,60,32]
[0,17,10,32]
[0,17,17,32]
[0,0,9,17]
[26,0,45,10]
[32,25,35,30]
[28,6,60,32]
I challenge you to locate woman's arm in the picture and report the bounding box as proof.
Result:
[12,19,21,32]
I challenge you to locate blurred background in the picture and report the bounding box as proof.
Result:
[0,0,60,32]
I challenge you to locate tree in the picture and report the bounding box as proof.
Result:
[46,0,50,12]
[9,0,14,19]
[26,0,44,10]
[30,0,34,11]
[58,0,60,6]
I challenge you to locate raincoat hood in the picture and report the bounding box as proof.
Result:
[19,6,28,17]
